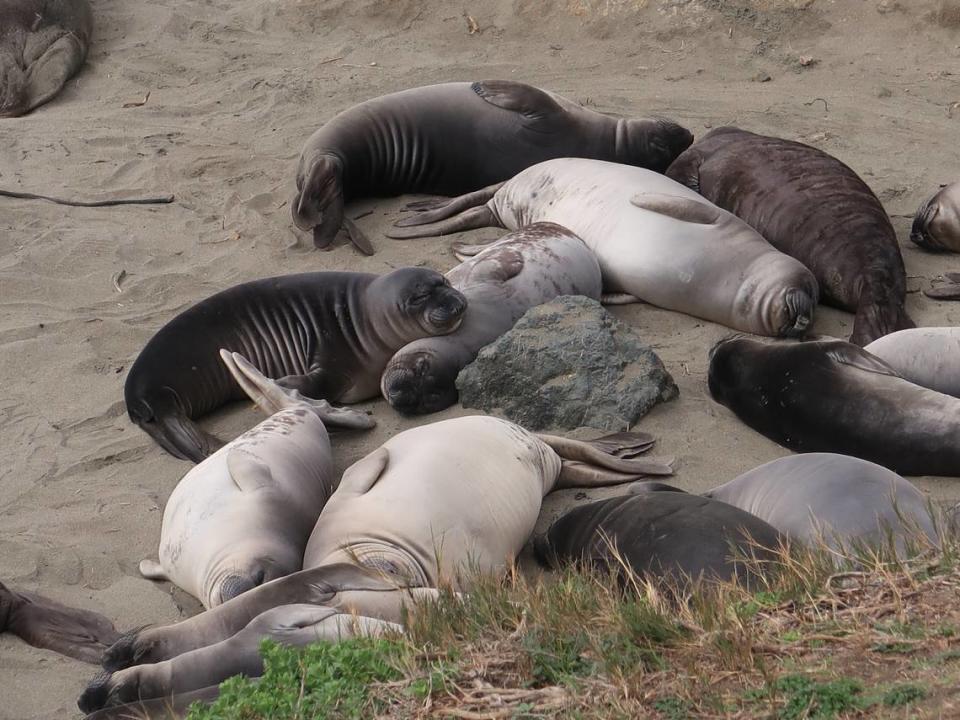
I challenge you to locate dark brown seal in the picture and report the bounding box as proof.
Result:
[293,80,693,254]
[666,126,913,345]
[124,268,466,463]
[0,0,92,117]
[912,182,960,258]
[708,336,960,477]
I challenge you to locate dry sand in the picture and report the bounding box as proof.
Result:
[1,0,958,717]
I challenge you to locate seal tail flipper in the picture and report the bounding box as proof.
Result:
[402,197,453,212]
[923,272,960,300]
[1,581,119,664]
[587,430,656,459]
[554,460,673,488]
[537,432,674,488]
[19,33,86,115]
[138,560,169,582]
[601,292,642,306]
[393,183,505,227]
[141,411,222,464]
[452,238,499,260]
[387,206,498,239]
[220,350,374,430]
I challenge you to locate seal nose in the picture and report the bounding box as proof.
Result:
[382,363,423,414]
[781,288,814,337]
[218,569,266,605]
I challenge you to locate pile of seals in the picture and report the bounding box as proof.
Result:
[3,45,959,716]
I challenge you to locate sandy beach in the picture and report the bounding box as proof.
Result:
[1,1,958,717]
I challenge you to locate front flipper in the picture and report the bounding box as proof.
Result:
[220,351,374,429]
[452,238,499,260]
[823,341,903,378]
[343,216,375,256]
[20,33,87,116]
[601,293,642,305]
[140,410,223,464]
[629,192,722,225]
[923,272,960,300]
[138,559,169,582]
[337,448,389,496]
[394,183,505,228]
[472,80,564,128]
[1,581,119,664]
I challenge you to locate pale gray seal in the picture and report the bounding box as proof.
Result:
[865,327,960,398]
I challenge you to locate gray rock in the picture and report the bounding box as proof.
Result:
[456,296,678,431]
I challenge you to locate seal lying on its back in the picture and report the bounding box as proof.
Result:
[0,0,92,117]
[865,327,960,398]
[124,268,466,463]
[139,352,375,609]
[92,411,673,705]
[381,222,602,415]
[389,158,818,337]
[665,126,913,345]
[708,336,960,477]
[705,454,939,554]
[912,181,960,255]
[293,80,693,253]
[535,493,783,588]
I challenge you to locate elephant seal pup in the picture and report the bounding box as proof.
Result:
[381,222,602,415]
[124,267,466,463]
[912,182,960,254]
[389,158,818,338]
[535,493,783,588]
[705,454,939,554]
[139,351,375,609]
[708,336,960,477]
[293,80,693,253]
[79,604,399,713]
[865,327,960,398]
[97,409,673,679]
[665,126,913,345]
[0,580,118,663]
[0,0,92,117]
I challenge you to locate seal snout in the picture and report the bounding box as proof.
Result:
[218,569,266,605]
[780,287,815,338]
[77,670,114,713]
[427,285,468,332]
[382,353,456,415]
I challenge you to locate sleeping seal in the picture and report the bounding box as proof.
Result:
[864,327,960,398]
[292,80,693,253]
[912,181,960,254]
[124,268,466,462]
[93,390,672,698]
[138,351,375,609]
[705,454,939,554]
[665,126,913,345]
[534,493,783,588]
[381,222,602,414]
[0,0,92,117]
[79,605,399,712]
[708,336,960,477]
[388,158,818,337]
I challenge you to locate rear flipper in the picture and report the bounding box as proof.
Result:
[452,238,500,260]
[402,197,454,212]
[923,272,960,300]
[537,432,674,488]
[394,183,506,227]
[601,293,643,306]
[138,410,223,464]
[386,205,499,239]
[1,581,118,664]
[220,350,375,430]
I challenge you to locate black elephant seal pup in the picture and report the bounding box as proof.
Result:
[381,222,602,415]
[124,268,466,462]
[293,80,693,253]
[705,454,939,555]
[708,336,960,477]
[0,0,92,117]
[535,492,783,588]
[666,126,914,345]
[912,181,960,254]
[0,580,118,663]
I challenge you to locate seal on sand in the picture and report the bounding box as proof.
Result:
[665,126,913,345]
[95,411,673,688]
[705,453,939,554]
[534,492,783,588]
[708,336,960,477]
[381,222,602,415]
[139,351,375,609]
[124,267,466,462]
[0,0,92,117]
[388,158,818,338]
[292,80,693,253]
[865,327,960,398]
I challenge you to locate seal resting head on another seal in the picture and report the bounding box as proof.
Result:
[0,0,93,117]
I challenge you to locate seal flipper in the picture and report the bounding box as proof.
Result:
[601,293,642,306]
[226,450,277,494]
[342,217,375,256]
[143,411,223,464]
[629,193,723,225]
[394,183,505,228]
[0,581,119,664]
[923,272,960,300]
[138,560,169,581]
[387,206,498,240]
[823,342,902,378]
[471,80,564,127]
[452,238,499,260]
[849,297,915,347]
[538,432,674,489]
[337,448,389,496]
